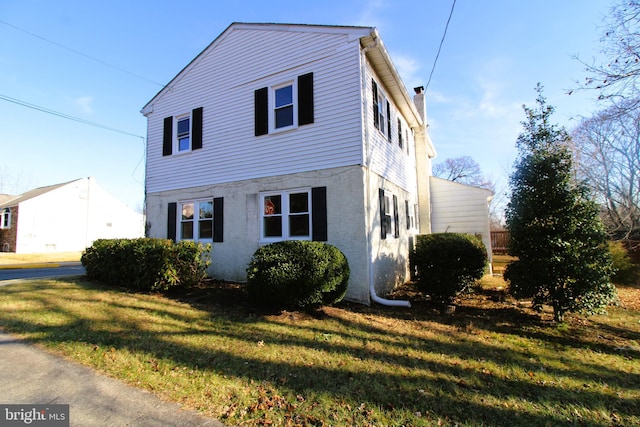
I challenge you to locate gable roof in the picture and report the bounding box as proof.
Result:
[430,176,494,199]
[0,179,81,209]
[141,22,423,127]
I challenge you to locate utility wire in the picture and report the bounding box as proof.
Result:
[0,93,145,139]
[426,0,456,92]
[0,19,165,88]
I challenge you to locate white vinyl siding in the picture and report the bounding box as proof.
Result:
[145,27,365,194]
[430,176,493,261]
[366,66,417,194]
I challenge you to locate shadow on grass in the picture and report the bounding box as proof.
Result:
[0,278,638,426]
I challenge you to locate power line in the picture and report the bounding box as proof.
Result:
[0,93,145,139]
[0,19,165,88]
[426,0,457,92]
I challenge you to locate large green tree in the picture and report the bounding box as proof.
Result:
[505,85,616,322]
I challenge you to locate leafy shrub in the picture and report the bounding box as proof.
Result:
[246,241,350,310]
[81,238,211,291]
[410,233,487,305]
[609,241,639,285]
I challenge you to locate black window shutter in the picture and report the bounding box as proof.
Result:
[298,73,314,126]
[163,116,173,156]
[379,189,387,239]
[393,195,399,238]
[167,202,177,241]
[405,200,411,230]
[213,197,224,242]
[312,186,327,241]
[386,101,391,141]
[255,87,268,136]
[192,107,203,150]
[372,80,379,130]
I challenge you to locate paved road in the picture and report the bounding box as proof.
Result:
[0,331,224,426]
[0,264,85,281]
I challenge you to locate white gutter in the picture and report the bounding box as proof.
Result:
[362,34,410,308]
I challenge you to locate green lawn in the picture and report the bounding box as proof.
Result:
[0,252,81,265]
[0,278,638,426]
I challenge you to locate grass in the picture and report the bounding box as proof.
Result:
[0,276,638,426]
[0,252,81,265]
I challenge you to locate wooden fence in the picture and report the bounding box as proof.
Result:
[491,231,509,255]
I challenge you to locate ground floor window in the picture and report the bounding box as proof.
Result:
[180,200,213,241]
[261,189,311,241]
[167,198,222,243]
[379,189,399,239]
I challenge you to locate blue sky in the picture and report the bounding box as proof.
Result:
[1,0,612,210]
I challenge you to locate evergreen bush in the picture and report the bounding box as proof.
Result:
[609,241,639,285]
[246,241,350,310]
[81,238,211,291]
[410,233,487,305]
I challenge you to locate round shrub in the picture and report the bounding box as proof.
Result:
[410,233,487,305]
[246,241,350,309]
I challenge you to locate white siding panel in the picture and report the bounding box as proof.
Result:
[146,27,366,194]
[429,177,493,257]
[363,61,418,194]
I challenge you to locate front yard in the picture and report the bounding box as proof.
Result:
[0,277,638,426]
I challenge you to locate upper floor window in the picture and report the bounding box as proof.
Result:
[0,207,10,229]
[177,115,191,152]
[162,107,203,156]
[255,73,314,136]
[372,79,390,139]
[274,83,295,129]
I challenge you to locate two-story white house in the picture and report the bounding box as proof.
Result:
[141,23,437,305]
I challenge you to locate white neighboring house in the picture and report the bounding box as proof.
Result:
[0,177,144,253]
[430,176,494,271]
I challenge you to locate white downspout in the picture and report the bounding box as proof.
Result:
[362,35,411,308]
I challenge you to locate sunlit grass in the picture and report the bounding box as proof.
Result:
[0,252,81,265]
[0,278,638,426]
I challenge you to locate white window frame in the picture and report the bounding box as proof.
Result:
[374,83,388,138]
[0,207,10,229]
[260,188,312,243]
[178,199,213,242]
[382,190,395,239]
[175,113,192,153]
[270,79,298,133]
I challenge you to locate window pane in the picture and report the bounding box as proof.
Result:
[177,117,190,136]
[275,105,293,128]
[275,85,293,107]
[289,192,308,213]
[181,203,194,220]
[199,220,213,239]
[181,221,194,239]
[179,136,190,151]
[264,216,282,237]
[264,195,281,215]
[289,214,309,237]
[199,201,213,219]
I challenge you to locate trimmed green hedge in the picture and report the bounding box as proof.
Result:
[246,241,350,310]
[410,233,487,305]
[81,238,211,291]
